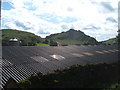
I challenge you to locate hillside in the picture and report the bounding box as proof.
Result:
[102,29,120,45]
[2,29,43,46]
[102,32,120,45]
[102,38,118,45]
[46,29,98,45]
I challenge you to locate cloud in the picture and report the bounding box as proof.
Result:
[4,22,19,29]
[61,24,69,30]
[100,2,115,13]
[106,17,117,23]
[1,0,118,41]
[15,21,31,30]
[37,30,50,34]
[67,7,73,12]
[82,25,101,30]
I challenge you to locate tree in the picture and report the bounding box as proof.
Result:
[50,39,58,46]
[43,39,49,44]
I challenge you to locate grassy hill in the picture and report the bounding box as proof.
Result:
[102,38,118,45]
[101,30,120,45]
[46,29,98,45]
[101,34,120,45]
[2,29,98,46]
[2,29,43,46]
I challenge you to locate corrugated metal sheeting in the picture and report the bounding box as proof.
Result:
[1,45,119,88]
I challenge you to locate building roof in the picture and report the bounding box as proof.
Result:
[1,45,118,88]
[9,38,18,41]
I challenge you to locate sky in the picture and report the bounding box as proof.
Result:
[1,0,119,41]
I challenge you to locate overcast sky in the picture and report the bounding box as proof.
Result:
[1,0,119,41]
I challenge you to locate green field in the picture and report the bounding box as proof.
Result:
[35,43,49,46]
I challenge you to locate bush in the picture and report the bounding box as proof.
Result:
[18,62,119,88]
[19,80,31,88]
[50,40,58,46]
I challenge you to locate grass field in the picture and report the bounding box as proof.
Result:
[36,43,49,46]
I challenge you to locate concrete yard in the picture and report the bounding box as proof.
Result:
[1,45,119,88]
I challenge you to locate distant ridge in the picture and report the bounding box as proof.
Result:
[46,29,98,45]
[2,29,99,46]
